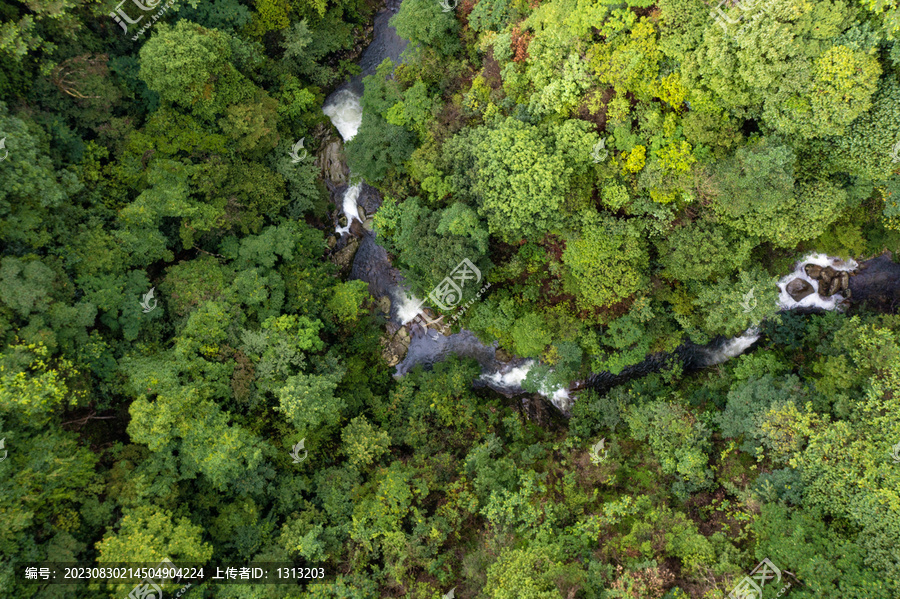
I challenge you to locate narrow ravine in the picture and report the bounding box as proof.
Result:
[318,2,567,407]
[319,3,888,416]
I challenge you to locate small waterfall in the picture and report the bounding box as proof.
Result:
[335,182,362,236]
[394,289,426,325]
[322,89,363,141]
[481,360,573,411]
[323,89,365,235]
[482,360,535,390]
[704,328,761,366]
[547,387,572,412]
[704,253,855,366]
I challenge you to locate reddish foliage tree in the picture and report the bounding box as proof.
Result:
[510,25,533,63]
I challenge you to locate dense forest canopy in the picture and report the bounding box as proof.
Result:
[1,0,900,596]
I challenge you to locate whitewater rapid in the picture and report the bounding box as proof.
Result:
[706,253,856,365]
[322,90,364,235]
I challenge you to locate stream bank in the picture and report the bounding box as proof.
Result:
[313,0,900,417]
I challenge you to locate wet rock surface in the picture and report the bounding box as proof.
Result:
[315,136,349,185]
[848,254,900,312]
[397,328,500,377]
[802,262,852,298]
[786,278,814,301]
[380,324,410,367]
[349,231,400,304]
[331,236,359,272]
[356,182,384,216]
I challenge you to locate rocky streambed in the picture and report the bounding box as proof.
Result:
[778,254,855,308]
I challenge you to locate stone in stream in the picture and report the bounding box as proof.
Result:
[804,264,822,279]
[356,183,384,216]
[817,266,839,297]
[349,219,365,237]
[379,325,412,367]
[495,348,513,362]
[786,278,814,301]
[376,295,391,315]
[364,218,374,231]
[315,137,349,185]
[332,237,359,271]
[357,205,366,221]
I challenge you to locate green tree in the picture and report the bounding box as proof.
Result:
[830,78,900,181]
[390,0,461,56]
[139,21,250,120]
[624,399,714,495]
[709,139,845,248]
[657,221,757,282]
[341,416,391,468]
[686,0,880,139]
[448,118,595,242]
[96,505,214,596]
[562,215,648,311]
[374,197,490,298]
[0,107,83,251]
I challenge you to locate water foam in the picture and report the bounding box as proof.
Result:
[322,89,363,141]
[776,253,857,311]
[335,182,362,235]
[483,360,535,390]
[323,89,365,235]
[394,289,426,324]
[709,253,856,365]
[481,360,572,409]
[705,328,761,366]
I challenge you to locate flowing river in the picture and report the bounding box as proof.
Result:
[319,3,896,414]
[320,4,557,404]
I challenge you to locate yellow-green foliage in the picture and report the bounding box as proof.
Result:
[656,140,696,174]
[249,0,291,37]
[0,342,80,424]
[341,416,391,467]
[654,72,687,109]
[621,144,646,174]
[463,74,492,114]
[326,280,371,325]
[562,215,648,310]
[588,18,661,100]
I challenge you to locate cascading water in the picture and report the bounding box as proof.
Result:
[318,0,871,414]
[703,253,856,366]
[395,290,427,325]
[703,328,761,366]
[483,361,534,389]
[776,253,857,310]
[335,182,362,236]
[322,89,363,141]
[322,91,364,235]
[318,3,538,401]
[481,360,572,412]
[321,1,407,237]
